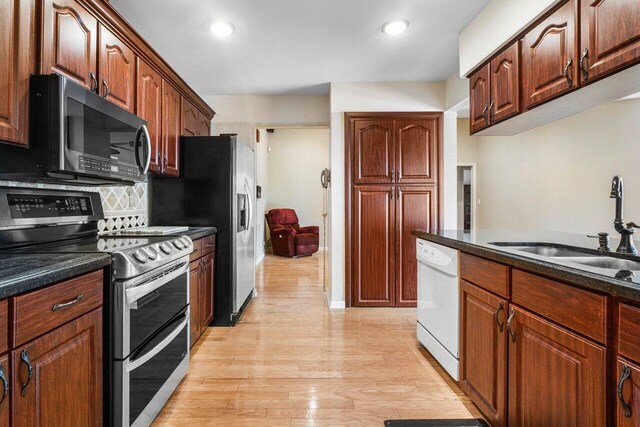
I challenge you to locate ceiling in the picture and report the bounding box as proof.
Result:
[110,0,490,96]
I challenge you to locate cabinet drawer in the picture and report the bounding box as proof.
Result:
[190,238,203,262]
[619,304,640,363]
[512,269,609,344]
[10,270,103,348]
[460,253,509,298]
[202,234,216,256]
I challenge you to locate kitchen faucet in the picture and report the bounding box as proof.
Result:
[610,176,639,255]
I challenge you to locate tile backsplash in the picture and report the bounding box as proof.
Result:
[0,180,148,233]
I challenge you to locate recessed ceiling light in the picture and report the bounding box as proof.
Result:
[210,21,235,37]
[382,19,409,36]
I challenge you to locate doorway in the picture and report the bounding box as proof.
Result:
[457,164,476,232]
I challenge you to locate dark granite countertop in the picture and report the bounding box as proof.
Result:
[412,229,640,303]
[178,227,217,240]
[0,253,111,299]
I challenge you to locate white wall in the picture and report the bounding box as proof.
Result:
[457,98,640,235]
[255,129,270,264]
[459,0,560,76]
[266,128,330,249]
[207,95,330,125]
[328,81,451,308]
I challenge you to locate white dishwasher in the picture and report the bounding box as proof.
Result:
[416,238,460,380]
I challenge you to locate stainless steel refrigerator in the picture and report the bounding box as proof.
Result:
[150,134,255,326]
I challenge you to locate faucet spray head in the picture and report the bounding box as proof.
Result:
[611,176,623,199]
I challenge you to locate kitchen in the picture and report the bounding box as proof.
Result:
[1,0,640,426]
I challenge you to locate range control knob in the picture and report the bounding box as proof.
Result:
[144,247,158,260]
[180,237,192,248]
[132,250,147,264]
[173,239,185,250]
[160,243,172,254]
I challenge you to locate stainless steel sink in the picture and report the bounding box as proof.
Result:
[562,257,640,270]
[489,242,597,258]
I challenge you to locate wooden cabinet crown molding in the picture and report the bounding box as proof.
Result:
[74,0,215,119]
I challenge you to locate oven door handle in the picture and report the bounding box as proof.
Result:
[125,261,189,304]
[125,313,189,372]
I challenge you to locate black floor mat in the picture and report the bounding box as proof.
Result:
[384,420,489,427]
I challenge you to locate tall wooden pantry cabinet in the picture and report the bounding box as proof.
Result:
[345,113,442,307]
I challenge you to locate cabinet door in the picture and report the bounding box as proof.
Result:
[0,0,33,146]
[522,0,579,109]
[469,64,491,134]
[490,42,521,124]
[395,186,436,307]
[395,118,438,185]
[351,119,394,184]
[508,306,607,426]
[12,308,102,427]
[197,111,211,136]
[162,80,181,177]
[351,186,395,307]
[98,25,135,112]
[41,0,98,91]
[580,0,640,83]
[189,263,201,347]
[181,98,198,136]
[460,281,508,426]
[200,252,215,329]
[617,358,640,427]
[136,59,162,173]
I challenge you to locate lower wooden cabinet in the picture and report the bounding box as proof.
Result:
[508,306,607,426]
[617,358,640,427]
[189,236,216,347]
[12,308,103,427]
[460,280,508,427]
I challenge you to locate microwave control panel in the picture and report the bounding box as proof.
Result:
[79,156,139,179]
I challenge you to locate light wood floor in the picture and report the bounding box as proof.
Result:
[153,252,481,426]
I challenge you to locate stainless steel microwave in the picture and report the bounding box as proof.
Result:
[0,75,151,185]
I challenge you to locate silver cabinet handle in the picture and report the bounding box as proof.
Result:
[52,294,83,311]
[102,79,110,98]
[90,72,98,93]
[579,48,589,81]
[482,104,489,124]
[488,100,495,124]
[20,350,33,397]
[563,58,573,87]
[506,308,516,342]
[618,364,632,417]
[494,301,504,332]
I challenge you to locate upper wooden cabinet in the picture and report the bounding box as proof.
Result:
[395,119,438,185]
[197,112,211,136]
[136,59,162,173]
[352,119,395,184]
[350,116,439,185]
[0,0,33,146]
[98,24,135,112]
[41,0,98,91]
[469,64,491,133]
[490,42,521,124]
[580,0,640,83]
[181,98,198,136]
[460,281,508,427]
[508,306,607,426]
[522,0,579,109]
[162,80,181,177]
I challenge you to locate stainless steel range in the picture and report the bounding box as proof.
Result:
[0,186,192,427]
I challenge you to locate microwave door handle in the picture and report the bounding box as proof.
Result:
[134,126,143,173]
[141,124,152,175]
[125,313,189,372]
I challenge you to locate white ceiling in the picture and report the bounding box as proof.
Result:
[110,0,490,96]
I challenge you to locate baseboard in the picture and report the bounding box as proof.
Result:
[255,251,265,266]
[325,292,345,309]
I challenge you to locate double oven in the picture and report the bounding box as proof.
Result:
[111,247,192,426]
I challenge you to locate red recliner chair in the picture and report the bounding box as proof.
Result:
[265,209,319,257]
